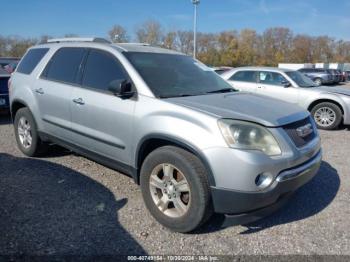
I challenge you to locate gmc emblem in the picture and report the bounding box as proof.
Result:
[296,123,313,138]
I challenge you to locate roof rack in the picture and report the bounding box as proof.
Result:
[47,37,111,44]
[116,42,150,46]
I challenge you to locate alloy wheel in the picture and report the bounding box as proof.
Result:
[17,116,32,149]
[314,107,336,127]
[149,163,191,218]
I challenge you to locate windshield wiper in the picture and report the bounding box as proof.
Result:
[159,93,196,98]
[206,88,236,94]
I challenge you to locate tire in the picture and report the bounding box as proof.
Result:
[314,78,322,86]
[311,102,342,130]
[140,146,213,233]
[14,107,48,156]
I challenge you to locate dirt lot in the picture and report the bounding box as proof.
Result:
[0,111,350,257]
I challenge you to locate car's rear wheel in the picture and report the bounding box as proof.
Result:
[311,102,342,130]
[314,78,322,86]
[140,146,213,233]
[14,107,48,156]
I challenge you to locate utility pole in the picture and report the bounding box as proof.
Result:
[191,0,200,59]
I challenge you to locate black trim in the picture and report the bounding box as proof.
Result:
[39,131,137,182]
[135,134,216,186]
[10,99,29,121]
[42,118,125,149]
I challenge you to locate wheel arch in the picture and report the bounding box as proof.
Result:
[135,134,216,187]
[10,99,29,121]
[307,99,344,115]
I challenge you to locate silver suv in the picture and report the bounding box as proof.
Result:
[9,38,322,232]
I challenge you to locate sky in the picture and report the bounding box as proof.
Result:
[1,0,349,40]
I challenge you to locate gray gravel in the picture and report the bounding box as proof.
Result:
[0,113,349,256]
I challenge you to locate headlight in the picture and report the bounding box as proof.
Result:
[218,119,282,156]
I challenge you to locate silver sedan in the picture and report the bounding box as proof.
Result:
[222,67,350,130]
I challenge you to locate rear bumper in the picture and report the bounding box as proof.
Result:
[211,150,322,216]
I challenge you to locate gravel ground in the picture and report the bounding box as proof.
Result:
[0,112,350,257]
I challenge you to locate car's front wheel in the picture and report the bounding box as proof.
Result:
[14,107,48,156]
[311,102,342,130]
[140,146,213,233]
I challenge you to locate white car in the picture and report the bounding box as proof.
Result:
[222,67,350,130]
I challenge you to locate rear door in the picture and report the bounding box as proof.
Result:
[256,71,299,104]
[35,47,86,139]
[70,48,136,164]
[226,70,258,93]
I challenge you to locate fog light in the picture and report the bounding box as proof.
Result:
[255,173,273,188]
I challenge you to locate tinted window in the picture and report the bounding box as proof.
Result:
[124,52,234,98]
[258,71,287,86]
[286,71,316,87]
[17,48,49,74]
[82,49,127,91]
[230,71,257,83]
[44,48,85,84]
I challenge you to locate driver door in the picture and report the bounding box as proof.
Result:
[256,71,299,104]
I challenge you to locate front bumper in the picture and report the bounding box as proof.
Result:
[211,149,322,215]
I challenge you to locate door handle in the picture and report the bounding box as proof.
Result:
[73,98,85,105]
[35,88,44,95]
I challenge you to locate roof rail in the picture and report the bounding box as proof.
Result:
[116,42,150,46]
[47,37,111,44]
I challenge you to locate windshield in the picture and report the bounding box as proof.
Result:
[286,71,316,87]
[124,52,235,98]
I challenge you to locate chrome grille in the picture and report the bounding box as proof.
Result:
[283,117,316,148]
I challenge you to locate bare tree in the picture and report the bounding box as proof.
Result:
[108,25,129,43]
[162,31,177,49]
[135,20,163,45]
[176,30,193,55]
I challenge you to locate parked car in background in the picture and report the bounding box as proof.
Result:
[341,71,348,82]
[4,60,19,74]
[328,69,341,84]
[0,57,20,68]
[0,68,11,111]
[222,67,350,130]
[9,38,322,232]
[213,66,234,75]
[346,71,350,81]
[298,68,333,86]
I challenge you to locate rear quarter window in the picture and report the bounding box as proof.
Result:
[17,48,49,75]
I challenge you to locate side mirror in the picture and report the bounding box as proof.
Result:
[108,79,134,98]
[281,80,291,88]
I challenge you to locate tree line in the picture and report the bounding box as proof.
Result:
[1,20,350,66]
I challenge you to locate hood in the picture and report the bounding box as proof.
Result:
[315,86,350,96]
[167,92,309,127]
